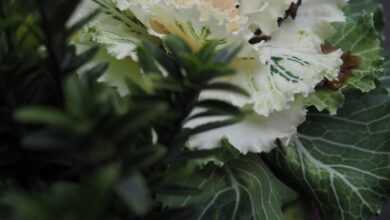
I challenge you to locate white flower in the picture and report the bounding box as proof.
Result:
[186,99,307,154]
[76,0,349,153]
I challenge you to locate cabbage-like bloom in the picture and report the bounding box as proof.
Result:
[75,0,349,153]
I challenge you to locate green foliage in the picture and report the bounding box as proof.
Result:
[328,0,384,92]
[305,90,345,115]
[308,0,384,114]
[159,152,298,220]
[3,165,121,220]
[0,0,250,219]
[0,0,99,183]
[263,1,390,219]
[267,86,390,220]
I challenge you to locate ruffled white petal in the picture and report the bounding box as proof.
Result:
[108,0,298,50]
[200,0,345,117]
[74,0,350,153]
[201,48,342,116]
[190,0,346,152]
[186,100,307,154]
[238,0,299,35]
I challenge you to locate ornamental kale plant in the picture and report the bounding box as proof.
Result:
[0,0,389,220]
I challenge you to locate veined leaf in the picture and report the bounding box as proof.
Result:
[160,155,297,220]
[304,90,345,115]
[308,0,384,114]
[267,87,390,220]
[378,57,390,90]
[328,0,384,92]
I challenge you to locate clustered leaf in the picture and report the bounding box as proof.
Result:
[328,0,384,92]
[1,0,389,220]
[159,153,298,220]
[267,87,390,220]
[0,0,258,219]
[263,1,390,217]
[308,0,384,114]
[264,1,390,219]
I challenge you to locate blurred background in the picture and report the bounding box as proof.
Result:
[372,1,389,219]
[383,0,390,50]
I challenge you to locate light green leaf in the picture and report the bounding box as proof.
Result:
[94,49,149,95]
[344,0,383,20]
[75,46,152,96]
[267,87,390,220]
[304,90,345,115]
[160,155,297,220]
[307,0,384,113]
[327,0,384,92]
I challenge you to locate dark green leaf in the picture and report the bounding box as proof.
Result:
[116,172,151,215]
[195,99,241,115]
[204,82,249,97]
[15,107,75,128]
[267,87,390,220]
[164,35,192,57]
[186,118,241,137]
[160,155,297,220]
[213,44,242,64]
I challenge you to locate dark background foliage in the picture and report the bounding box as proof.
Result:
[0,1,251,219]
[371,1,389,219]
[383,0,390,50]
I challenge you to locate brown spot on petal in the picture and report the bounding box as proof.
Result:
[248,28,272,44]
[318,43,361,90]
[321,43,338,54]
[248,35,271,44]
[278,0,302,26]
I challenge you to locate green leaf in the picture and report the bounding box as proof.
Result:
[22,130,79,150]
[94,48,149,95]
[171,141,241,166]
[185,118,241,137]
[195,99,241,115]
[116,172,151,215]
[213,44,242,64]
[160,155,297,220]
[307,0,384,114]
[64,75,87,117]
[197,41,221,62]
[304,90,345,115]
[93,0,150,36]
[164,35,192,57]
[267,87,390,220]
[344,0,383,20]
[378,56,390,90]
[2,165,120,220]
[137,45,161,75]
[15,107,75,129]
[327,0,384,92]
[204,82,250,97]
